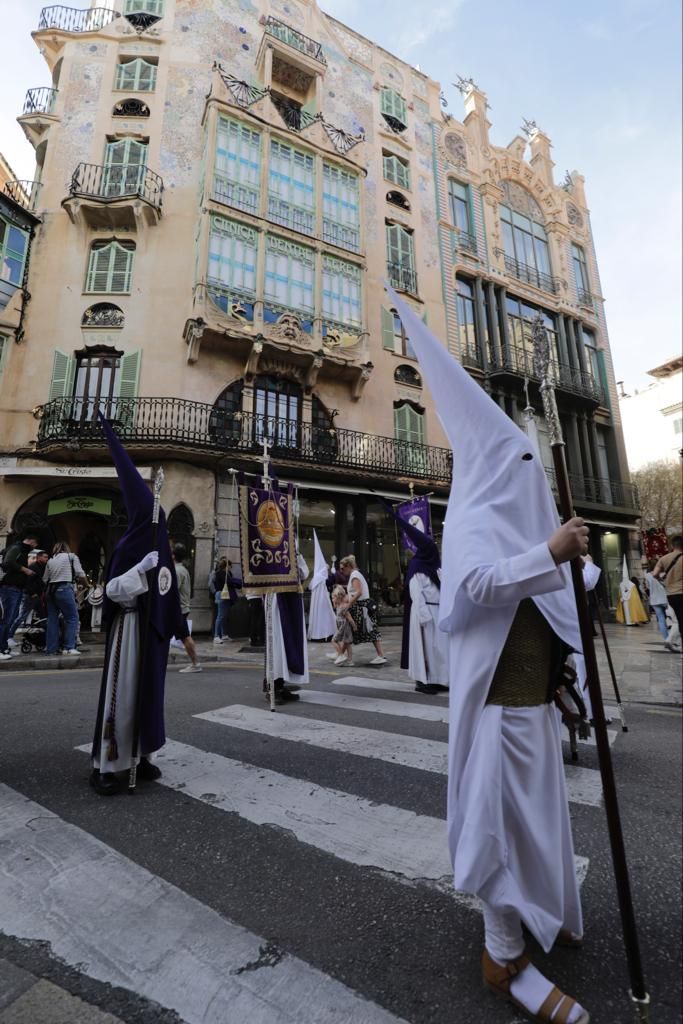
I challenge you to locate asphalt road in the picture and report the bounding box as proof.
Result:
[0,661,681,1024]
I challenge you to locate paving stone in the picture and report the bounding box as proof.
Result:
[0,981,124,1024]
[0,960,35,1013]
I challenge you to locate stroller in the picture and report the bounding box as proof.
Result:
[20,617,47,654]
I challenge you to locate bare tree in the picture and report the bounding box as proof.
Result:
[632,459,683,534]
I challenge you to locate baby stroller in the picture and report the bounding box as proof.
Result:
[20,616,47,653]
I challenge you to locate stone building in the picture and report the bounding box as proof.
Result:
[0,0,638,624]
[618,357,683,471]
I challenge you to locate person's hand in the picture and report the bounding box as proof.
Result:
[138,551,159,574]
[548,518,589,565]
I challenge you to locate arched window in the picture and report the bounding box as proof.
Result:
[168,503,195,592]
[254,375,302,449]
[499,181,551,280]
[209,380,244,447]
[112,98,151,118]
[386,190,410,211]
[85,239,135,294]
[394,364,422,388]
[81,302,125,329]
[114,58,158,93]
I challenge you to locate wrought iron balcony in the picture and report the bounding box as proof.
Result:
[455,230,478,256]
[577,288,594,308]
[545,468,639,513]
[264,16,327,65]
[387,262,418,297]
[38,6,120,32]
[34,398,453,483]
[3,180,41,211]
[68,162,163,208]
[494,248,560,295]
[489,344,604,404]
[22,87,58,115]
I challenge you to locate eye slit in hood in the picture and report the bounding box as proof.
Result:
[522,453,534,461]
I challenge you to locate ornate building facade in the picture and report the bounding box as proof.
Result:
[0,0,638,622]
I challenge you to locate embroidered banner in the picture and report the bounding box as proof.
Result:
[396,497,432,554]
[238,482,300,593]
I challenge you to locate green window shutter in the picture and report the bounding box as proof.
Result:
[382,306,395,350]
[386,223,414,269]
[381,88,407,126]
[86,243,134,293]
[117,349,141,398]
[49,350,76,400]
[116,59,157,92]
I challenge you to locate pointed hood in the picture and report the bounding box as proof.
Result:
[99,415,183,640]
[310,530,329,590]
[385,501,441,589]
[621,555,630,584]
[385,286,580,653]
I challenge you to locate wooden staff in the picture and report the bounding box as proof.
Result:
[594,599,628,732]
[128,466,164,794]
[532,314,649,1020]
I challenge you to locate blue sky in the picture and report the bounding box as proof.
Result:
[1,0,680,388]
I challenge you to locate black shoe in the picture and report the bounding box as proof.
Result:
[89,769,122,796]
[415,682,441,696]
[265,688,285,706]
[137,758,162,781]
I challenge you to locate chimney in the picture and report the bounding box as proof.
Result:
[529,129,554,188]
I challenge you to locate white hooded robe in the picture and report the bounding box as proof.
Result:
[307,531,336,640]
[387,287,584,951]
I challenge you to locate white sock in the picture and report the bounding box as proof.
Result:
[482,904,586,1023]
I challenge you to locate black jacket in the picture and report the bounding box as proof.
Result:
[1,543,32,589]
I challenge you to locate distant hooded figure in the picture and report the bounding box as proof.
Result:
[307,530,336,641]
[387,505,448,695]
[386,287,591,1024]
[90,418,185,796]
[616,557,647,626]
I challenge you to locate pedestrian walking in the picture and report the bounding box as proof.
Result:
[43,543,87,656]
[645,563,671,642]
[212,557,228,644]
[387,289,590,1024]
[652,535,683,648]
[7,549,48,648]
[338,556,387,665]
[0,533,39,659]
[172,545,202,673]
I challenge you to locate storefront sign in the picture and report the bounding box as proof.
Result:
[0,459,153,481]
[48,497,113,517]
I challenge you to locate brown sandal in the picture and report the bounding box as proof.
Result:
[482,949,590,1023]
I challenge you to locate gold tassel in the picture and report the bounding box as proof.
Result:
[107,739,118,762]
[104,721,112,740]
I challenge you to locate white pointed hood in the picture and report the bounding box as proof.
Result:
[310,530,329,590]
[621,555,630,584]
[386,286,580,653]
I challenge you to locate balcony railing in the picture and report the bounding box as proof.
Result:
[494,248,560,295]
[545,468,639,512]
[22,87,58,115]
[489,344,604,404]
[387,262,418,297]
[3,180,41,211]
[34,398,453,483]
[264,16,327,64]
[455,230,478,256]
[68,162,163,209]
[38,6,120,32]
[577,289,594,308]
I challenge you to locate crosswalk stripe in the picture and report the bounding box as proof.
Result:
[195,706,605,807]
[297,690,449,723]
[77,741,453,885]
[332,676,442,696]
[74,743,590,897]
[0,784,409,1024]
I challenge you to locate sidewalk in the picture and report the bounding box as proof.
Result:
[0,959,124,1024]
[3,618,680,705]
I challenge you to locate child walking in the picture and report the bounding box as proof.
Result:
[331,585,355,666]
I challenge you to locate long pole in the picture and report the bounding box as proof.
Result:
[595,599,628,732]
[128,466,164,794]
[532,316,649,1019]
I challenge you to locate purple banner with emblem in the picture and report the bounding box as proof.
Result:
[396,497,432,554]
[238,482,300,593]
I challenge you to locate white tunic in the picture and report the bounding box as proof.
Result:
[308,531,336,640]
[93,564,148,772]
[270,596,309,685]
[447,544,583,951]
[407,574,448,686]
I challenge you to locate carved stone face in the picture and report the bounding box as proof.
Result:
[277,314,300,340]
